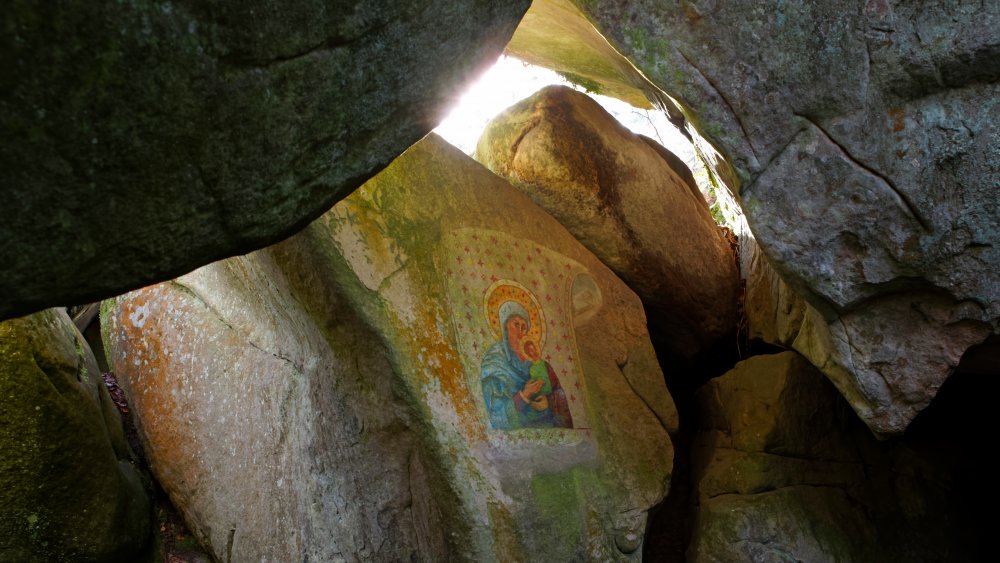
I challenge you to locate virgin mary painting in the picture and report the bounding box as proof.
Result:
[479,281,573,431]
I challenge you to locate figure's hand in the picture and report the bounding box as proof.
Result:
[530,395,549,411]
[520,378,544,400]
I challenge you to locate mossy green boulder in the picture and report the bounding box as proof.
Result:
[0,309,150,562]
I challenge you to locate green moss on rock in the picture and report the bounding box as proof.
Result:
[0,309,151,562]
[529,469,588,551]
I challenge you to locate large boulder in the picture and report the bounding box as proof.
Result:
[742,234,990,436]
[0,0,530,321]
[104,134,676,561]
[0,309,151,562]
[104,250,452,561]
[568,0,1000,435]
[477,85,739,362]
[689,351,976,562]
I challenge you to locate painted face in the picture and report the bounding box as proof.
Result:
[522,340,539,361]
[505,315,529,358]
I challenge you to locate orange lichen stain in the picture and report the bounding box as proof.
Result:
[400,304,486,444]
[114,286,191,478]
[682,3,702,23]
[888,107,906,132]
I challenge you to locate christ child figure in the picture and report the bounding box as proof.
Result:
[522,339,552,398]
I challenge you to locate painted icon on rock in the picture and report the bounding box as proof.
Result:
[479,280,573,430]
[443,228,590,435]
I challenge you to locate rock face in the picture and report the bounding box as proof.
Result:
[105,250,452,561]
[504,0,655,109]
[0,309,151,562]
[105,134,676,561]
[741,234,991,436]
[572,0,1000,434]
[690,352,873,562]
[742,239,810,346]
[0,0,530,321]
[688,352,975,562]
[477,85,739,362]
[501,0,693,145]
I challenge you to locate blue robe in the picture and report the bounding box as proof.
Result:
[479,331,573,430]
[481,339,534,430]
[480,302,571,430]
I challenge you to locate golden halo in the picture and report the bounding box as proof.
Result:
[483,279,545,351]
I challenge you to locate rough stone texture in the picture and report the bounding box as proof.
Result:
[0,0,530,321]
[504,0,653,109]
[0,309,151,562]
[322,133,677,560]
[742,235,809,348]
[105,134,676,561]
[501,0,698,152]
[742,233,991,436]
[793,289,990,435]
[574,0,1000,434]
[104,258,452,561]
[477,85,739,362]
[688,351,976,562]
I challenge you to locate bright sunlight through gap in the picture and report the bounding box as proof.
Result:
[435,56,695,170]
[433,55,752,231]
